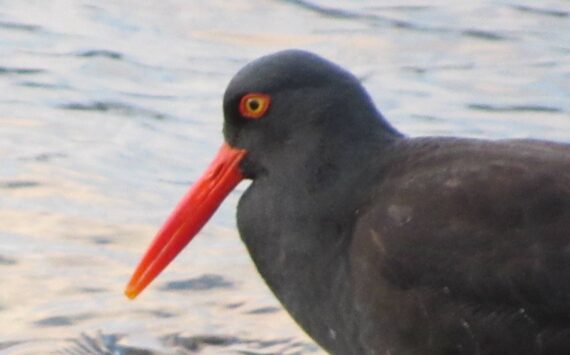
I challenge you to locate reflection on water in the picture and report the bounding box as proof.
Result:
[1,0,569,353]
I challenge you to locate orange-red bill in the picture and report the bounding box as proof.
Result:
[125,143,247,299]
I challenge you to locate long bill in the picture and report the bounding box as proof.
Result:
[125,143,247,299]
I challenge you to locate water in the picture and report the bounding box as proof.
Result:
[0,0,569,353]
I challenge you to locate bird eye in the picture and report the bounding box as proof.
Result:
[239,93,271,120]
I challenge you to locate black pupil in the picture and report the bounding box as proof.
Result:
[248,99,260,111]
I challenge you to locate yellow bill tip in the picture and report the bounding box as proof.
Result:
[124,286,139,300]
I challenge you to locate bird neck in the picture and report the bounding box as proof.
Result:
[236,115,401,352]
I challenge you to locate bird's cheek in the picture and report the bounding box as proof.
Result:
[239,154,267,180]
[222,124,241,147]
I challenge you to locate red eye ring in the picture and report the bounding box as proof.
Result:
[239,93,271,120]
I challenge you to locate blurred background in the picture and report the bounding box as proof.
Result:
[0,0,569,353]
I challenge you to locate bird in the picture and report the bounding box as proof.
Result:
[125,50,570,355]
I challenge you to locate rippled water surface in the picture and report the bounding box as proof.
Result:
[1,0,569,353]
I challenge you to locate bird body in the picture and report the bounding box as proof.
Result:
[239,136,570,354]
[126,50,570,355]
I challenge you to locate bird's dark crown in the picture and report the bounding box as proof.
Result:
[222,49,401,178]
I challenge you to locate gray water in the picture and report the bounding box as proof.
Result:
[1,0,569,354]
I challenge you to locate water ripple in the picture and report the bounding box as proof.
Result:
[0,341,22,351]
[34,314,93,327]
[0,255,17,265]
[59,101,170,120]
[0,180,40,189]
[18,152,67,162]
[511,5,569,18]
[162,333,239,352]
[160,274,234,291]
[0,21,41,32]
[60,332,124,355]
[468,103,562,113]
[246,306,281,315]
[75,49,124,60]
[0,67,45,75]
[278,0,511,40]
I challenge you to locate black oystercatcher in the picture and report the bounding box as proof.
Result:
[125,50,570,354]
